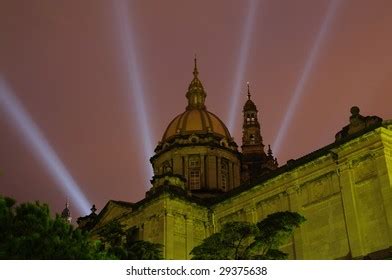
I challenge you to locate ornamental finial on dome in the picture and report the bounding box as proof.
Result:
[186,56,206,110]
[193,54,199,78]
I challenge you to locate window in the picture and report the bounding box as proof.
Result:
[189,170,200,189]
[221,160,229,191]
[189,156,201,189]
[189,156,200,168]
[250,134,255,144]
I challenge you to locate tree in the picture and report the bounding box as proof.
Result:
[97,220,163,260]
[126,240,163,260]
[96,220,128,259]
[252,211,306,259]
[190,221,257,260]
[0,196,112,259]
[190,211,305,260]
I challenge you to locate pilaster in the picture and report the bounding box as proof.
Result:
[338,161,364,257]
[228,162,234,190]
[200,155,205,188]
[184,155,189,188]
[164,210,175,259]
[373,147,392,244]
[217,157,222,190]
[185,215,194,259]
[286,186,304,259]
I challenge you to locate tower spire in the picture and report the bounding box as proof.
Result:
[61,198,72,223]
[247,82,251,100]
[268,144,273,157]
[241,84,277,181]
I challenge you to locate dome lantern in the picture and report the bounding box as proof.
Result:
[186,56,207,110]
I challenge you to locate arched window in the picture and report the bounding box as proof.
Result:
[221,159,229,191]
[188,156,200,189]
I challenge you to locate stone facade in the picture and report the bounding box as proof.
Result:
[213,122,392,259]
[85,62,392,259]
[90,122,392,259]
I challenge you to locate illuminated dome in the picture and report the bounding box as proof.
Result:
[162,109,232,142]
[154,57,238,154]
[150,58,241,195]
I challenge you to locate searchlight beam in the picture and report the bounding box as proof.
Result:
[0,77,91,215]
[273,0,341,156]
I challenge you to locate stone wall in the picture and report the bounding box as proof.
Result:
[103,194,211,259]
[96,124,392,259]
[211,126,392,259]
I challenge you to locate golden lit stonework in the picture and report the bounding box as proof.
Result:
[151,59,240,196]
[85,61,392,260]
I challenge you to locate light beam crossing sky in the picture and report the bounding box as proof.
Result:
[227,0,260,133]
[273,0,341,156]
[0,77,91,215]
[112,0,154,186]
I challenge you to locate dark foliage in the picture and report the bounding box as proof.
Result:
[0,196,111,259]
[191,211,305,260]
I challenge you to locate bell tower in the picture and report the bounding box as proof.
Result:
[242,82,264,153]
[241,83,277,182]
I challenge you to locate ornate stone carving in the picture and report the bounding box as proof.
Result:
[335,106,382,141]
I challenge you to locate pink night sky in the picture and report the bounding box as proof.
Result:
[1,0,391,218]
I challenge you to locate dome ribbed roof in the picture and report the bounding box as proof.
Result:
[162,109,231,141]
[160,58,233,143]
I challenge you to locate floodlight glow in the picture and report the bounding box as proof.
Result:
[0,77,91,215]
[227,0,259,133]
[273,0,340,156]
[112,0,154,184]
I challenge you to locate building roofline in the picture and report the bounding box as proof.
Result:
[91,119,391,222]
[206,120,389,205]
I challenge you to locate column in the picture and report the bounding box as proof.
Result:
[185,216,194,259]
[229,162,234,190]
[184,155,189,189]
[207,155,217,189]
[373,148,392,244]
[200,155,205,188]
[165,211,175,259]
[339,161,364,258]
[287,186,304,259]
[217,157,221,190]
